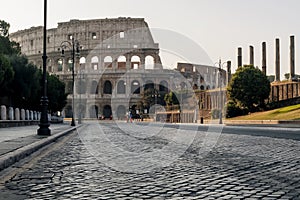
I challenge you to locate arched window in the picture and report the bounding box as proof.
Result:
[131,55,140,69]
[68,58,73,72]
[145,55,154,69]
[104,56,112,68]
[117,80,126,94]
[103,105,112,119]
[118,56,126,69]
[89,105,99,118]
[80,57,86,70]
[91,56,99,70]
[103,80,112,94]
[131,80,140,94]
[57,59,63,72]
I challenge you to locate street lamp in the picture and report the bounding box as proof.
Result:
[215,59,227,124]
[37,0,51,136]
[60,37,80,126]
[152,90,160,122]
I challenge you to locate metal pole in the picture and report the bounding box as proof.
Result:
[71,37,76,126]
[219,59,223,124]
[37,0,51,135]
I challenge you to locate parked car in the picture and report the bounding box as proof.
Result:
[51,115,64,123]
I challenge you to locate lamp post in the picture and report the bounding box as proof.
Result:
[215,59,227,124]
[37,0,51,136]
[152,90,160,122]
[60,37,80,126]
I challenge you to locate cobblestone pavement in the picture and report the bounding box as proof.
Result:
[1,122,300,199]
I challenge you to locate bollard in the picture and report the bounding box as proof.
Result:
[21,109,26,120]
[1,105,7,120]
[15,108,20,120]
[8,107,14,120]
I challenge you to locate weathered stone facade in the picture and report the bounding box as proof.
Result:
[10,17,228,122]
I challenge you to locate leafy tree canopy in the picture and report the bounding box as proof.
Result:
[227,65,270,112]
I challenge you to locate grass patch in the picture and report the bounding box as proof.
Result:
[229,104,300,120]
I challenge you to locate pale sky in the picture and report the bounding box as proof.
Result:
[2,0,300,78]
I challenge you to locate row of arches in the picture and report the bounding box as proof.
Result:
[72,79,169,95]
[46,55,158,73]
[65,104,128,120]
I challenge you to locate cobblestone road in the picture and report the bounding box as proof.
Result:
[1,122,300,199]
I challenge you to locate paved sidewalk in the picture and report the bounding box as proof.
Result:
[0,124,77,171]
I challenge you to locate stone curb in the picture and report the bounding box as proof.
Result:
[0,126,77,172]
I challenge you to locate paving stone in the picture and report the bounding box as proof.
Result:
[0,123,300,199]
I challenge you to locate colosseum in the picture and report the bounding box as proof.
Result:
[10,17,226,121]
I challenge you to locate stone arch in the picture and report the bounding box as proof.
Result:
[131,80,140,94]
[117,80,126,94]
[131,55,140,69]
[116,105,126,120]
[103,80,112,94]
[118,55,126,69]
[57,59,63,72]
[159,80,168,92]
[145,55,154,69]
[91,56,99,70]
[104,56,113,68]
[67,58,73,72]
[89,105,99,118]
[90,80,98,94]
[80,57,86,70]
[103,105,112,119]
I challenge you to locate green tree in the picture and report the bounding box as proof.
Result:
[227,65,270,113]
[0,54,14,96]
[164,91,179,107]
[0,20,10,37]
[9,55,41,109]
[47,74,67,113]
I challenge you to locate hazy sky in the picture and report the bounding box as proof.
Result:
[2,0,300,78]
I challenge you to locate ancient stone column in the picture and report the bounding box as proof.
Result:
[238,47,242,67]
[227,60,232,84]
[290,35,295,80]
[275,38,280,82]
[249,45,254,65]
[15,108,20,120]
[1,105,7,120]
[262,42,267,76]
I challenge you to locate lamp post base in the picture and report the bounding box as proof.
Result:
[71,118,76,126]
[37,124,51,136]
